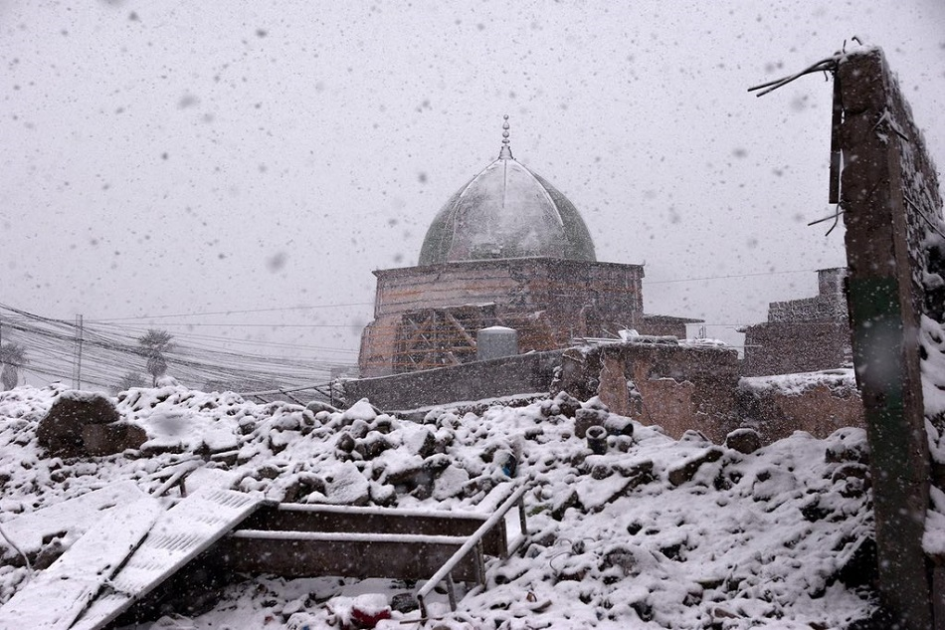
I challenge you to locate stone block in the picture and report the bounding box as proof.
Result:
[37,391,121,457]
[575,408,608,438]
[725,428,762,454]
[667,447,724,487]
[82,422,147,456]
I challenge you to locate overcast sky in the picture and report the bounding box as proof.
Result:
[2,0,944,381]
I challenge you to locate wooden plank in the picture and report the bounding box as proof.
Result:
[445,311,478,349]
[70,488,263,630]
[0,481,146,557]
[237,504,506,556]
[218,535,479,582]
[0,496,161,629]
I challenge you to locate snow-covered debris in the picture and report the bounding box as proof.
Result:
[0,385,876,628]
[739,369,857,397]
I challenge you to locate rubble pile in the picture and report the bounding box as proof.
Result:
[0,385,875,628]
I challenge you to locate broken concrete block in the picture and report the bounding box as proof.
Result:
[668,447,724,487]
[341,398,378,424]
[553,392,582,419]
[325,462,370,506]
[369,481,397,506]
[575,408,608,438]
[306,400,339,415]
[282,473,327,503]
[433,465,470,500]
[404,426,436,458]
[37,391,121,457]
[82,422,147,456]
[268,430,299,455]
[336,432,356,453]
[355,433,391,460]
[725,428,762,454]
[551,488,581,521]
[576,460,656,511]
[381,457,424,487]
[604,415,634,437]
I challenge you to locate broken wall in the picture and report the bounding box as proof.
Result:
[736,373,865,443]
[359,258,644,377]
[557,342,741,443]
[344,349,563,411]
[742,321,851,376]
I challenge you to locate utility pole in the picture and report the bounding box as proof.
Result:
[73,314,84,390]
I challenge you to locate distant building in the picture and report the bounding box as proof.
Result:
[742,268,852,376]
[359,119,694,377]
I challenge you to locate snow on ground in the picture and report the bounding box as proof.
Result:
[0,384,875,629]
[738,368,857,397]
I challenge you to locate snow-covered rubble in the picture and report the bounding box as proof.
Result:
[738,368,857,397]
[0,384,875,628]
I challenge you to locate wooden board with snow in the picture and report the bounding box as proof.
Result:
[0,496,161,629]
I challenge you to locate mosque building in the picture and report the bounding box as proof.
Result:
[358,117,698,378]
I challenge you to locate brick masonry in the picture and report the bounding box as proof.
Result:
[743,268,852,376]
[359,258,644,377]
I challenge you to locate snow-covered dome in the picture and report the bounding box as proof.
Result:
[418,117,597,266]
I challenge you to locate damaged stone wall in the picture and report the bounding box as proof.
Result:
[637,315,702,339]
[743,268,852,377]
[556,342,741,444]
[359,258,644,377]
[743,321,851,377]
[736,374,865,443]
[351,336,869,450]
[345,349,563,411]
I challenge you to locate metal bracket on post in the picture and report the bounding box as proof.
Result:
[475,540,486,586]
[445,572,457,612]
[828,71,843,205]
[415,480,530,618]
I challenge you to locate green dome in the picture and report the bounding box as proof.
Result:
[418,141,596,266]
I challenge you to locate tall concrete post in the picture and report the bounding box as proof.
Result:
[837,49,940,629]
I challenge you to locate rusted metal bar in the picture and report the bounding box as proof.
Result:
[475,540,486,586]
[238,382,336,403]
[445,573,457,611]
[151,460,200,497]
[829,69,843,204]
[231,530,468,544]
[518,494,528,538]
[416,480,529,617]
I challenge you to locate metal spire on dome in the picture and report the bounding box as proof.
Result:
[498,114,513,160]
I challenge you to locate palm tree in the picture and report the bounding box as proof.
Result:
[0,342,28,391]
[137,329,174,386]
[111,371,147,395]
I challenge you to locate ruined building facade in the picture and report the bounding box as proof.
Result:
[351,124,863,446]
[359,121,651,377]
[742,267,852,376]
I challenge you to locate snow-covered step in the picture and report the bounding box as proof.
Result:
[69,487,263,630]
[0,495,161,629]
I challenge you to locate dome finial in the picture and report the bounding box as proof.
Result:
[498,114,513,160]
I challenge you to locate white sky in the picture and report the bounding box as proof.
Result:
[2,0,944,381]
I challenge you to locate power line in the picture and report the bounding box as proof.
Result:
[117,322,357,329]
[643,268,818,285]
[0,303,357,392]
[87,302,374,322]
[90,321,358,355]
